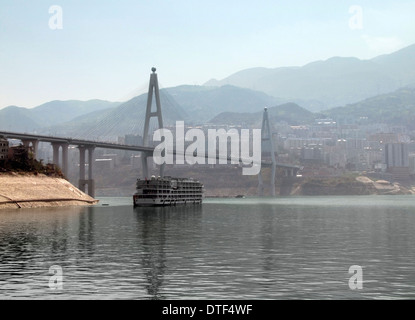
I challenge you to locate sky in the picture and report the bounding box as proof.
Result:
[1,0,415,109]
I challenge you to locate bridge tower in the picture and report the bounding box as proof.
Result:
[142,67,165,179]
[258,107,277,196]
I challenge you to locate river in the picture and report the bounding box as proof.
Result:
[1,196,415,299]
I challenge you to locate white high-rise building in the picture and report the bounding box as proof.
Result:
[384,143,409,168]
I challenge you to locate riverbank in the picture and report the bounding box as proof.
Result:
[293,175,415,196]
[0,172,98,209]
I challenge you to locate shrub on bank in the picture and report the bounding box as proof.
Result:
[0,147,64,178]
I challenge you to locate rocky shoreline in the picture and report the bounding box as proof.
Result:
[1,172,413,209]
[292,176,415,196]
[0,173,98,210]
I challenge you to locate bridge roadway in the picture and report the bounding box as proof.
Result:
[0,131,155,153]
[0,130,301,197]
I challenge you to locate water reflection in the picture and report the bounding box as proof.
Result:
[0,207,85,298]
[134,205,203,299]
[78,207,95,256]
[259,205,279,274]
[50,215,69,257]
[0,224,39,275]
[2,197,415,299]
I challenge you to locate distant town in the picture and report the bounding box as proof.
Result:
[2,111,415,197]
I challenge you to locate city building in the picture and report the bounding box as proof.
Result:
[0,137,9,160]
[384,143,411,184]
[384,143,409,168]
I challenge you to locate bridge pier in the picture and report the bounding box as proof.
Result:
[88,147,95,197]
[258,107,277,197]
[141,152,149,180]
[51,142,69,177]
[52,143,60,165]
[0,130,162,200]
[285,168,298,177]
[21,139,39,159]
[141,67,165,179]
[78,145,95,198]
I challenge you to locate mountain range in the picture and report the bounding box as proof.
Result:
[205,44,415,112]
[44,85,282,139]
[210,103,315,127]
[1,43,415,139]
[0,100,121,133]
[0,85,281,139]
[2,85,415,141]
[324,87,415,129]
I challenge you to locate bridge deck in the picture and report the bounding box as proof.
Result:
[0,130,301,169]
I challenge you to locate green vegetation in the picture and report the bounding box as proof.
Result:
[300,176,373,195]
[0,146,63,177]
[324,87,415,128]
[210,102,316,125]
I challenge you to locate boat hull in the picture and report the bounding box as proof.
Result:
[133,195,203,207]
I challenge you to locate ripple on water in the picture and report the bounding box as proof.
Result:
[1,196,415,299]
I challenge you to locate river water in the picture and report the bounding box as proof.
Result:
[1,196,415,300]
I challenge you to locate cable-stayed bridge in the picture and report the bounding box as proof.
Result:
[0,68,301,197]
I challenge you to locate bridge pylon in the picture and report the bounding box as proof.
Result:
[142,67,164,179]
[258,107,277,196]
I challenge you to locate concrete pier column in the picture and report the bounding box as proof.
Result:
[142,152,149,179]
[61,144,69,178]
[88,147,95,181]
[77,145,95,197]
[258,170,264,196]
[258,107,277,197]
[142,68,164,179]
[31,140,39,159]
[21,139,39,159]
[52,143,60,167]
[87,146,95,198]
[88,180,95,199]
[78,146,86,192]
[159,162,165,178]
[79,147,86,180]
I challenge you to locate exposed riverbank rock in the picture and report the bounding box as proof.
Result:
[0,173,98,209]
[355,176,414,195]
[295,175,414,196]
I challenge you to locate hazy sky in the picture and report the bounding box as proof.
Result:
[1,0,414,109]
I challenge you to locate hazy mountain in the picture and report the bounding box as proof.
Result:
[0,100,121,133]
[0,106,43,132]
[51,91,189,140]
[31,100,122,127]
[208,86,415,130]
[45,85,282,139]
[210,102,315,126]
[372,44,415,85]
[205,44,415,112]
[43,107,118,136]
[164,85,282,122]
[323,87,415,129]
